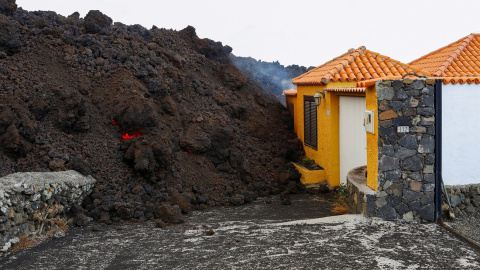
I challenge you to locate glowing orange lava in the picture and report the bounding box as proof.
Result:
[122,130,144,141]
[111,119,116,126]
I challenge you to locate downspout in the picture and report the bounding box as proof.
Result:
[434,79,442,221]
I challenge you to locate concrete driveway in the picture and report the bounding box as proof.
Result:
[1,194,479,269]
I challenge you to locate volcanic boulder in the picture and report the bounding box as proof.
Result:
[83,10,113,34]
[0,0,17,16]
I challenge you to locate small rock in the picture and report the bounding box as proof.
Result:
[92,225,100,231]
[155,220,167,229]
[205,229,215,236]
[53,230,66,238]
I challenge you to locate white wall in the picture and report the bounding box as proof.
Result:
[442,84,480,185]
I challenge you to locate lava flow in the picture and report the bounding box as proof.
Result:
[122,130,144,141]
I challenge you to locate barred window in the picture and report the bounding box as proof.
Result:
[304,96,317,149]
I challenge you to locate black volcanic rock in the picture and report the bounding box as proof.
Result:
[0,5,304,223]
[0,0,17,16]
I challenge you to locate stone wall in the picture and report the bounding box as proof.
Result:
[369,79,436,221]
[347,166,376,215]
[443,184,480,216]
[0,170,95,253]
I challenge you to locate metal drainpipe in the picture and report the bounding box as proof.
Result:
[434,79,443,221]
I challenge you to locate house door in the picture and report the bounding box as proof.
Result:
[339,96,367,185]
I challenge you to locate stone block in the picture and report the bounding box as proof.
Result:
[379,120,393,128]
[412,80,425,90]
[377,87,395,101]
[376,197,387,208]
[381,145,395,156]
[403,211,414,221]
[396,89,408,100]
[392,80,404,90]
[377,205,399,220]
[386,195,402,207]
[423,165,434,174]
[425,79,436,85]
[404,190,424,204]
[424,174,435,183]
[408,200,422,211]
[408,97,419,107]
[379,109,398,120]
[410,181,422,191]
[390,183,404,197]
[402,108,416,117]
[390,101,404,112]
[379,155,399,172]
[425,154,435,165]
[450,195,461,207]
[392,116,411,127]
[419,204,435,221]
[421,94,434,107]
[418,135,435,154]
[398,135,418,150]
[378,100,392,111]
[395,202,410,215]
[407,90,421,97]
[395,147,417,160]
[402,156,423,171]
[421,117,435,126]
[385,169,401,182]
[416,107,435,116]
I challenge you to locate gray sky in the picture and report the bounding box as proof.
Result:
[16,0,480,67]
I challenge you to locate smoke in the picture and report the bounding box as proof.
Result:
[230,55,311,105]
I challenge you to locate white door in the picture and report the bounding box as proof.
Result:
[339,96,367,184]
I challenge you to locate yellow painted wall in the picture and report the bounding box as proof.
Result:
[294,82,361,187]
[365,86,378,191]
[293,163,327,184]
[285,95,298,134]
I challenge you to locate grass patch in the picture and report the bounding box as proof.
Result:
[331,183,349,215]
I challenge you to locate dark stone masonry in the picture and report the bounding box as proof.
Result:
[0,171,95,254]
[443,184,480,216]
[349,79,438,221]
[371,79,436,221]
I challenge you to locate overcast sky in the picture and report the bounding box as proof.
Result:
[16,0,480,67]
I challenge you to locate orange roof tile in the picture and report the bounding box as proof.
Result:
[409,34,480,84]
[324,87,365,93]
[282,89,297,96]
[292,46,430,86]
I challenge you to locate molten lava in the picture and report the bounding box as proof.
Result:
[184,149,194,154]
[111,119,116,126]
[122,130,144,141]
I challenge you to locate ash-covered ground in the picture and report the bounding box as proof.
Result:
[0,0,305,225]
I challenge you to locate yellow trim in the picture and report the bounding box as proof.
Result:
[365,85,378,190]
[293,163,327,184]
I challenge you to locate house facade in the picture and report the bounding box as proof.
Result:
[285,46,429,191]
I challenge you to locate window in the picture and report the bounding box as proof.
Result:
[304,96,317,149]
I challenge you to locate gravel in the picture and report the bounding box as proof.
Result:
[443,211,480,245]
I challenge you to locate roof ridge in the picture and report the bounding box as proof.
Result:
[409,34,473,72]
[365,49,431,77]
[323,47,363,84]
[433,34,474,76]
[292,48,357,84]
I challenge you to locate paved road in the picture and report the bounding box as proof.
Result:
[1,194,479,269]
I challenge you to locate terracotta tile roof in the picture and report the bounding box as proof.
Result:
[409,34,480,84]
[282,89,297,96]
[292,46,430,86]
